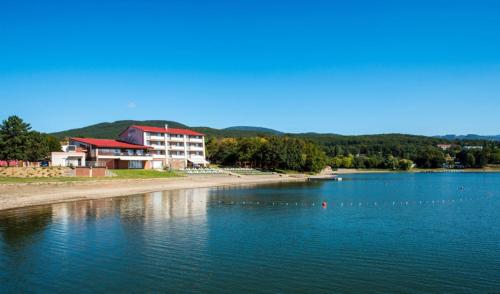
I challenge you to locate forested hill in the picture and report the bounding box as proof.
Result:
[51,120,447,144]
[45,119,500,169]
[50,120,282,139]
[437,134,500,142]
[50,120,189,139]
[51,120,454,150]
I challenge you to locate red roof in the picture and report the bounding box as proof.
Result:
[130,125,204,136]
[70,138,152,149]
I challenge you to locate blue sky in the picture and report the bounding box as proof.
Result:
[1,0,499,135]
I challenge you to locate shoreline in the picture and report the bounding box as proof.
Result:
[0,174,308,212]
[334,168,500,174]
[1,169,499,211]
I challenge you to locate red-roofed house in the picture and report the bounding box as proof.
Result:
[69,138,153,169]
[119,124,207,169]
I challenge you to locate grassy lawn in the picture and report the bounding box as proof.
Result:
[0,169,180,184]
[110,169,180,178]
[0,177,105,184]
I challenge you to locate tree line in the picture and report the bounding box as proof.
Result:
[207,134,500,171]
[0,116,61,162]
[298,134,500,169]
[3,115,500,171]
[206,137,328,172]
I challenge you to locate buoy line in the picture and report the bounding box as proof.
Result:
[203,195,494,208]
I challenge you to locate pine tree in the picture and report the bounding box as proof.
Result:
[0,116,32,161]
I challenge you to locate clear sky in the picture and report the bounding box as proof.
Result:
[1,0,499,135]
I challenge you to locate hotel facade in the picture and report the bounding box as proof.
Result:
[64,125,207,170]
[119,125,207,169]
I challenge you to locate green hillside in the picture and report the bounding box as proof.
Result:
[51,120,453,146]
[50,120,188,139]
[223,126,282,134]
[50,120,280,139]
[45,119,500,170]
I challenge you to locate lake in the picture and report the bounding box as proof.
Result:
[1,173,499,293]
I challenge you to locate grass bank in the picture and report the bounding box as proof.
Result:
[0,169,180,184]
[110,169,180,178]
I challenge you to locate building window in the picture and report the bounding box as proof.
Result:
[99,148,120,155]
[128,160,142,169]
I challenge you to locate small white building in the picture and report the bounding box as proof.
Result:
[51,145,86,167]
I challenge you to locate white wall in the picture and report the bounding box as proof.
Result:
[51,152,86,167]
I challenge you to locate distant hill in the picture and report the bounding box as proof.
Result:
[51,120,188,139]
[437,134,500,142]
[50,120,463,145]
[50,120,283,139]
[223,126,282,134]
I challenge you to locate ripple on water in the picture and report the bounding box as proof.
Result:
[1,173,500,292]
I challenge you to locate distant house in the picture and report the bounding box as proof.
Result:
[69,138,153,169]
[51,145,87,167]
[463,146,483,150]
[437,144,452,150]
[119,125,208,169]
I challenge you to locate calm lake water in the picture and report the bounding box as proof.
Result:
[1,173,499,293]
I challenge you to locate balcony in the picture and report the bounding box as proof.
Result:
[188,146,204,151]
[148,135,164,140]
[168,136,185,142]
[97,151,153,160]
[188,137,203,143]
[169,145,185,150]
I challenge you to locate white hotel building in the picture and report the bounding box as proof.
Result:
[119,125,208,169]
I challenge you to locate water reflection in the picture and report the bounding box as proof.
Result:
[0,206,52,247]
[1,188,211,249]
[48,188,210,222]
[1,174,499,293]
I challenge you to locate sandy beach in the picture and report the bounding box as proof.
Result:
[0,174,308,211]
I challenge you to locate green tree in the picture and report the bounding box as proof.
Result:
[303,142,327,172]
[46,135,62,152]
[385,155,399,170]
[27,131,50,161]
[465,153,476,168]
[0,116,32,161]
[398,159,414,170]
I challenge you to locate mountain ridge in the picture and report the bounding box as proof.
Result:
[49,119,499,142]
[436,134,500,142]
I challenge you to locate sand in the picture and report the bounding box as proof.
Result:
[0,174,308,211]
